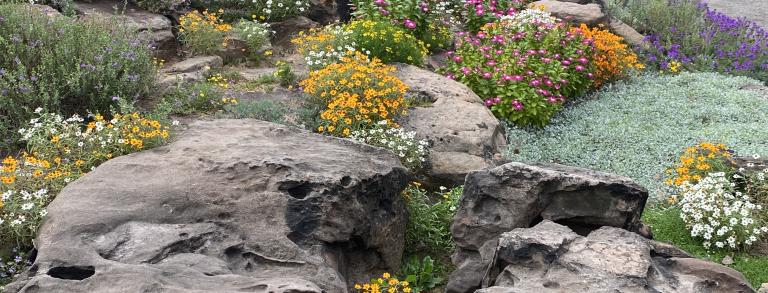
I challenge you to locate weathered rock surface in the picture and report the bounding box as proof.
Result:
[531,0,605,25]
[74,1,177,59]
[607,17,649,49]
[395,64,507,187]
[448,162,649,292]
[470,221,755,293]
[6,120,410,293]
[158,56,223,91]
[759,283,768,293]
[270,16,320,50]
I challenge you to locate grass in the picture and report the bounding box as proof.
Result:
[644,206,768,288]
[505,72,768,201]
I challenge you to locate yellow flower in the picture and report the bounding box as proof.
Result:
[382,273,390,279]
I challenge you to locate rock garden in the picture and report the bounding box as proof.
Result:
[0,0,767,292]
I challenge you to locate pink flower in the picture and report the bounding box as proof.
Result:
[530,79,541,87]
[460,67,471,75]
[453,56,463,62]
[575,65,585,71]
[578,57,589,64]
[587,72,594,79]
[404,19,417,29]
[482,72,492,79]
[512,75,523,81]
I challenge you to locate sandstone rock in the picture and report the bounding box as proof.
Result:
[6,120,410,293]
[158,56,223,91]
[74,1,177,59]
[270,16,320,50]
[447,162,648,292]
[759,283,768,293]
[531,0,605,26]
[460,221,755,293]
[394,64,507,187]
[607,17,649,49]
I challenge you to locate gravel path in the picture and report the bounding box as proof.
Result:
[705,0,768,28]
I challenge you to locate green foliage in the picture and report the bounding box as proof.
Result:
[234,19,272,61]
[505,72,768,201]
[644,206,768,287]
[351,0,458,52]
[190,0,309,22]
[221,99,289,123]
[157,80,236,115]
[274,61,297,87]
[345,20,429,66]
[443,10,594,126]
[403,185,462,256]
[603,0,704,35]
[0,4,157,152]
[401,256,445,293]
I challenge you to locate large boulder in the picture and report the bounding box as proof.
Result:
[74,1,177,59]
[448,162,649,292]
[395,64,507,188]
[471,221,755,293]
[531,0,606,26]
[6,120,410,293]
[157,55,223,93]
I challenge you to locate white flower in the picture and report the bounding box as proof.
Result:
[34,107,43,113]
[21,203,34,211]
[753,154,761,159]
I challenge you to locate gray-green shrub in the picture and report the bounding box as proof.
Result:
[505,72,768,200]
[0,4,157,151]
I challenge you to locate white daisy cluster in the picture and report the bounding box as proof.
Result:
[679,172,767,250]
[349,121,429,171]
[247,0,309,21]
[0,189,49,234]
[500,9,558,31]
[304,25,358,70]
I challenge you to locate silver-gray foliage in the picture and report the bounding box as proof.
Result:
[505,72,768,201]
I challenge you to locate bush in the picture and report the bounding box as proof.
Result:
[291,25,356,71]
[349,121,429,172]
[504,72,768,200]
[402,184,462,256]
[344,20,428,66]
[460,0,532,33]
[221,100,290,123]
[157,75,238,115]
[1,110,169,278]
[677,172,767,251]
[443,9,594,126]
[0,4,157,151]
[190,0,309,22]
[178,9,232,55]
[299,52,408,137]
[352,0,458,52]
[665,142,734,189]
[233,18,272,61]
[399,256,446,293]
[575,24,643,88]
[605,0,768,82]
[132,0,190,14]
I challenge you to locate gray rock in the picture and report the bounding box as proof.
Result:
[459,221,756,293]
[759,283,768,293]
[30,4,62,17]
[395,64,507,187]
[531,0,606,25]
[74,1,177,59]
[6,120,409,293]
[649,240,694,258]
[447,162,648,292]
[722,255,735,265]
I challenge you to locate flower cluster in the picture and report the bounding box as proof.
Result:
[190,0,310,22]
[0,247,32,285]
[442,10,594,126]
[462,0,532,32]
[679,172,767,250]
[300,52,408,137]
[640,2,768,82]
[355,272,412,293]
[352,0,458,51]
[234,18,273,61]
[291,26,357,70]
[349,121,429,171]
[178,9,233,55]
[575,24,643,87]
[344,20,428,66]
[665,142,733,189]
[1,109,169,258]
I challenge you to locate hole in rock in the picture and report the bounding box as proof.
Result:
[553,219,602,236]
[279,181,314,199]
[340,176,352,187]
[47,265,95,280]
